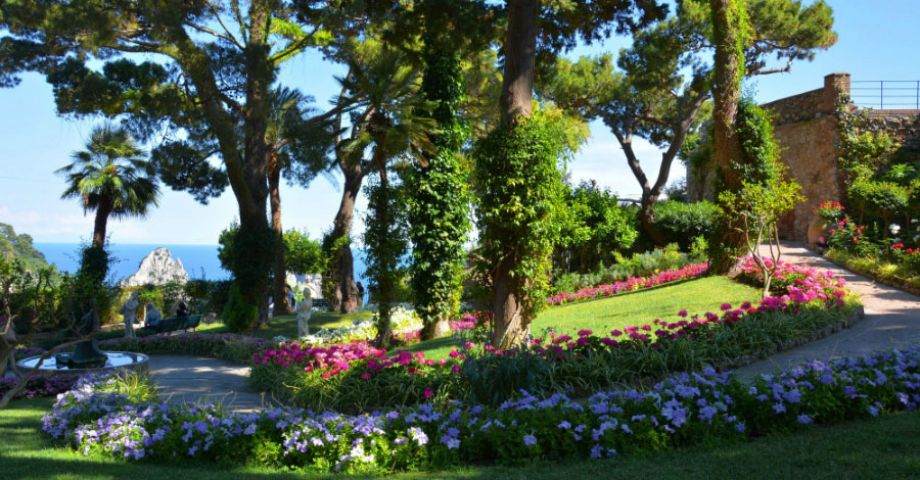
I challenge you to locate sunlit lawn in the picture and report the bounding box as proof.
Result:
[197,310,374,339]
[3,397,919,479]
[403,276,761,359]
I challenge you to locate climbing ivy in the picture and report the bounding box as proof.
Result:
[472,109,570,326]
[405,38,472,339]
[363,172,409,347]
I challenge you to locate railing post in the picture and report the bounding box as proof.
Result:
[880,81,884,109]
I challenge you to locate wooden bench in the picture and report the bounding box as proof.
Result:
[145,314,202,334]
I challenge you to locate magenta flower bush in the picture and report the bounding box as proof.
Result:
[44,348,920,474]
[547,263,710,306]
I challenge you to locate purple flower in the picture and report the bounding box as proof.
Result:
[796,414,813,424]
[523,433,537,447]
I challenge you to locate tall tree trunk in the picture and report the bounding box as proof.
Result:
[639,194,667,246]
[492,0,539,348]
[709,0,747,273]
[239,1,275,327]
[91,198,112,250]
[710,0,744,191]
[328,163,363,314]
[269,154,291,316]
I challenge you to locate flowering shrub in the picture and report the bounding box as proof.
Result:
[547,263,709,306]
[45,348,920,473]
[815,200,845,222]
[250,341,467,412]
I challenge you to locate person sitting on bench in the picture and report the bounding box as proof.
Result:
[144,303,162,329]
[176,300,189,319]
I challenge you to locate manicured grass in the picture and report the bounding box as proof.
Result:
[94,310,374,342]
[2,397,919,479]
[197,310,374,339]
[404,276,760,359]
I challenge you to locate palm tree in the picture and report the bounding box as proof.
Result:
[58,126,159,250]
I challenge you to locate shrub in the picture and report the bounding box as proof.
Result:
[222,283,258,332]
[653,200,721,250]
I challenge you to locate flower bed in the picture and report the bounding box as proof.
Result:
[43,348,920,474]
[547,263,709,306]
[251,260,860,412]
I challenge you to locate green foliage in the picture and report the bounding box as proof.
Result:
[652,201,721,251]
[57,126,159,226]
[734,98,780,183]
[221,283,259,333]
[282,230,324,275]
[556,181,638,273]
[473,109,573,321]
[363,173,409,343]
[552,244,696,294]
[406,40,472,336]
[0,255,59,334]
[320,232,352,307]
[0,223,50,273]
[837,117,917,227]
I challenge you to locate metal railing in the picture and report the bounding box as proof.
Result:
[851,80,920,109]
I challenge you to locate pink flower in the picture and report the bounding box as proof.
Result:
[424,388,433,400]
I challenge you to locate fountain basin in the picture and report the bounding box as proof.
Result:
[16,351,150,376]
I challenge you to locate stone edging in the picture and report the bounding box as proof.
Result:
[712,305,866,373]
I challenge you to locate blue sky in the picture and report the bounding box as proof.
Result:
[1,1,918,245]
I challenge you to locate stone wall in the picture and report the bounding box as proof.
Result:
[765,73,850,240]
[687,72,919,241]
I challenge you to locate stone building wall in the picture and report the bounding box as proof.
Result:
[764,73,850,240]
[687,72,919,241]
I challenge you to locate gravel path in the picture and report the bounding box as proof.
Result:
[147,355,269,412]
[735,242,920,378]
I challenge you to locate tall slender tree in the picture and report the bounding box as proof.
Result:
[403,0,492,339]
[58,126,159,253]
[475,0,664,348]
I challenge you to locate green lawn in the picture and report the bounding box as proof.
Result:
[404,276,760,359]
[2,397,919,479]
[196,310,374,339]
[93,310,374,342]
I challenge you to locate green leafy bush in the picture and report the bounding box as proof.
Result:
[653,200,721,250]
[221,283,258,332]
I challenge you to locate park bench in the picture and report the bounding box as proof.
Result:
[145,314,202,334]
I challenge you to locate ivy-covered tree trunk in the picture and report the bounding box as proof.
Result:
[268,154,291,316]
[488,0,541,348]
[408,31,472,341]
[325,162,363,314]
[365,164,407,349]
[709,0,748,273]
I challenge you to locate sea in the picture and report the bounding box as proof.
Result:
[33,243,368,283]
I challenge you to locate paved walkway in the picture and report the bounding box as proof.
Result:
[735,242,920,378]
[147,355,269,412]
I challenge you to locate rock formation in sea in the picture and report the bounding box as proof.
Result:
[123,247,189,286]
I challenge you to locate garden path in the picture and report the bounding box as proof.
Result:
[736,242,920,378]
[147,355,268,412]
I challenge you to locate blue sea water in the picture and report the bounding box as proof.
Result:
[33,243,368,283]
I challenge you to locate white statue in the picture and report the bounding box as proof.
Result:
[120,293,139,338]
[295,290,313,338]
[145,303,162,328]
